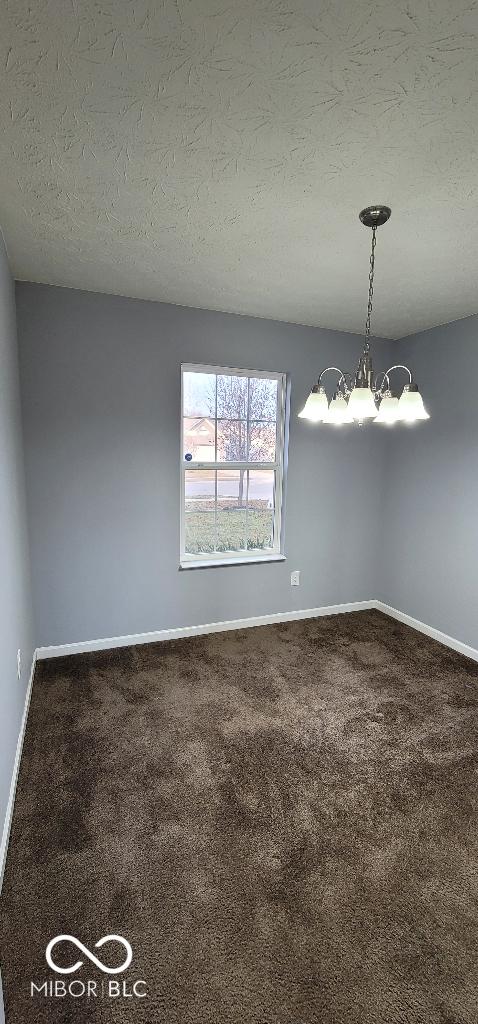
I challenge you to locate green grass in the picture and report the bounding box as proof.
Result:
[185,503,273,554]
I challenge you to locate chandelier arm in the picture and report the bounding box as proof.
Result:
[341,372,354,396]
[373,370,389,394]
[383,364,413,390]
[317,366,349,393]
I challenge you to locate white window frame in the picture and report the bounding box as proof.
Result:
[180,363,287,569]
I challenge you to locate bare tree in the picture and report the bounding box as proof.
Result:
[208,376,277,505]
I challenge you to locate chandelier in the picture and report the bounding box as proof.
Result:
[298,205,429,426]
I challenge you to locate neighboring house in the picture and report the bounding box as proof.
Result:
[183,417,215,460]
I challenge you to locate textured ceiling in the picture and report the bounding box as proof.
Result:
[1,0,478,339]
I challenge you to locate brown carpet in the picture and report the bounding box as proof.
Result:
[1,609,478,1023]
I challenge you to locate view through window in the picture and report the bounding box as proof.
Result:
[181,365,287,565]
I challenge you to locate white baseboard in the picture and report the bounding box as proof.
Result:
[35,600,478,664]
[0,650,37,893]
[375,601,478,663]
[36,600,376,660]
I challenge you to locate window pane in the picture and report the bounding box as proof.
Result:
[185,469,215,507]
[217,419,247,461]
[248,421,276,462]
[216,510,247,553]
[184,470,216,554]
[183,417,215,462]
[216,374,247,419]
[249,377,278,420]
[185,511,216,554]
[247,468,275,504]
[216,469,247,508]
[247,470,275,550]
[216,470,247,552]
[183,372,216,417]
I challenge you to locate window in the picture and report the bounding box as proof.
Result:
[180,364,287,567]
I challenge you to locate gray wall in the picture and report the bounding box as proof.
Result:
[16,282,393,648]
[0,239,34,871]
[378,315,478,649]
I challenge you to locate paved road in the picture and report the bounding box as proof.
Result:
[186,469,273,502]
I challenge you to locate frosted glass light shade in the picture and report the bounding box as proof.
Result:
[375,393,400,425]
[397,388,429,422]
[298,388,328,422]
[325,394,353,425]
[347,386,377,420]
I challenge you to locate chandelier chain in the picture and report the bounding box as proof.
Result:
[364,225,377,352]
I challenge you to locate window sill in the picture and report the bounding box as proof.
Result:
[179,553,286,570]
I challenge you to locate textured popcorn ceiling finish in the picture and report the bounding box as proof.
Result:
[1,1,478,338]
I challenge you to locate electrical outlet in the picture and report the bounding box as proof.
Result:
[291,570,300,587]
[17,649,22,681]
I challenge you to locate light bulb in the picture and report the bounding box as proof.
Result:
[325,394,353,425]
[347,386,378,421]
[298,386,328,422]
[375,391,400,425]
[397,386,429,422]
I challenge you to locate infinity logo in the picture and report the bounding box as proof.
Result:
[46,935,133,975]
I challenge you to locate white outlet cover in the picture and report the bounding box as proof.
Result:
[291,571,301,586]
[17,649,22,680]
